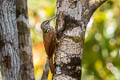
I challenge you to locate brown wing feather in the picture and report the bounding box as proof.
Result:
[43,29,56,58]
[43,32,51,57]
[48,30,56,57]
[43,28,56,73]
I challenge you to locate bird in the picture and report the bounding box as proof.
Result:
[41,16,56,73]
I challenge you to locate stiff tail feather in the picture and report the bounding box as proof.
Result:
[49,57,55,73]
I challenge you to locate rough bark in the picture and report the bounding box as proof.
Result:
[53,0,107,80]
[16,0,35,80]
[0,0,20,80]
[0,0,35,80]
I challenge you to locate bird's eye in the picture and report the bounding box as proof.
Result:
[46,20,49,23]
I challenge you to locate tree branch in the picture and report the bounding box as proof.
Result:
[41,58,49,80]
[79,0,108,24]
[89,0,107,8]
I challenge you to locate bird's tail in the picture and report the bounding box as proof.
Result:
[49,57,55,73]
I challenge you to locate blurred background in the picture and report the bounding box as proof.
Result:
[28,0,120,80]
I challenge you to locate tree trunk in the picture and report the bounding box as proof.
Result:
[0,0,35,80]
[53,0,107,80]
[16,0,35,80]
[0,0,20,80]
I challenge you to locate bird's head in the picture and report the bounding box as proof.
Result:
[41,16,56,32]
[41,20,51,32]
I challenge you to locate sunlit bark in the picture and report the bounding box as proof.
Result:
[53,0,108,80]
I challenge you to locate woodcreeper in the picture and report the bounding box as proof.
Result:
[41,16,56,73]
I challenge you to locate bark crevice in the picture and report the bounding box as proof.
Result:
[53,0,108,80]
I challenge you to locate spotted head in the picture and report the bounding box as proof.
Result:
[41,20,51,33]
[41,16,56,33]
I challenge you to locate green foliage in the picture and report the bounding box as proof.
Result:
[83,0,120,79]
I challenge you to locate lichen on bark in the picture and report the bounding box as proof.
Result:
[53,0,108,80]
